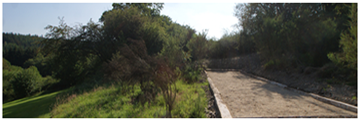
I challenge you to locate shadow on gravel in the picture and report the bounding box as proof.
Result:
[250,80,304,100]
[233,71,305,100]
[206,70,230,73]
[304,100,352,115]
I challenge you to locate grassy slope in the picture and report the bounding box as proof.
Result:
[50,80,208,118]
[3,79,208,118]
[3,89,67,118]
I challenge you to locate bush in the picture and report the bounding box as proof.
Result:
[263,60,275,70]
[183,63,203,84]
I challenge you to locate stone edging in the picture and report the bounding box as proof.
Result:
[204,70,232,118]
[206,68,358,114]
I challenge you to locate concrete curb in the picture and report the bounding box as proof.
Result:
[239,115,357,118]
[206,68,358,114]
[204,70,232,118]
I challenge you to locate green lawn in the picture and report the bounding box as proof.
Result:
[3,90,66,118]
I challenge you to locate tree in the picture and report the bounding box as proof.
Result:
[328,3,357,71]
[100,3,164,21]
[186,30,208,61]
[41,18,97,87]
[12,66,43,98]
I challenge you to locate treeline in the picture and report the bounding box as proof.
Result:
[3,33,43,67]
[3,33,52,76]
[205,3,357,85]
[3,33,58,102]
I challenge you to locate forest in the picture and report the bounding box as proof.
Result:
[2,3,357,118]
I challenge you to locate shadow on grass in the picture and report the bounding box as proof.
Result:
[3,90,65,118]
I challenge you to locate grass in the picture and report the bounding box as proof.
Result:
[49,80,208,118]
[3,76,209,118]
[3,89,68,118]
[172,80,208,118]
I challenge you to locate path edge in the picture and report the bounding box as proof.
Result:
[206,68,358,114]
[204,70,232,118]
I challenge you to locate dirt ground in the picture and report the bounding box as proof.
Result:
[206,70,357,117]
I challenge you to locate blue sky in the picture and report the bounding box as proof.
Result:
[2,3,239,39]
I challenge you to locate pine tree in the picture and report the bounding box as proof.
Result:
[328,3,357,70]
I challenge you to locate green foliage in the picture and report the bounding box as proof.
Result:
[41,5,171,88]
[3,62,24,102]
[42,18,103,88]
[3,69,20,102]
[263,60,275,69]
[207,30,255,59]
[3,32,43,47]
[233,3,344,69]
[157,22,196,68]
[12,66,43,98]
[3,58,12,70]
[325,3,357,84]
[2,32,43,67]
[23,53,53,76]
[3,59,59,102]
[158,37,187,68]
[328,3,357,71]
[186,30,208,61]
[100,3,164,21]
[142,21,166,55]
[183,63,203,84]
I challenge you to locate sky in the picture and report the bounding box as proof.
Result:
[2,2,239,39]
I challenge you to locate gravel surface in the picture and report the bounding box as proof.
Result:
[206,70,357,118]
[204,53,357,106]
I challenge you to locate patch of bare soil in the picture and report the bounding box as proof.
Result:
[204,53,357,106]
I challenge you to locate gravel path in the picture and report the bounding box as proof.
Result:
[206,70,357,118]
